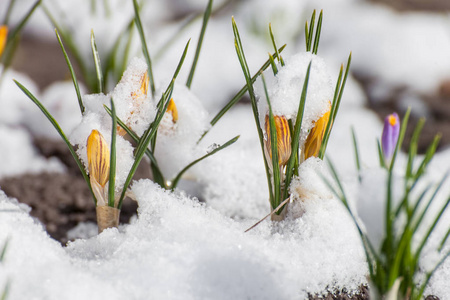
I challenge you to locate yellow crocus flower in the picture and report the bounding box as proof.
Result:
[166,98,178,123]
[264,114,292,166]
[303,101,331,160]
[87,129,110,206]
[0,25,8,57]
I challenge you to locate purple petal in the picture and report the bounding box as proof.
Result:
[381,113,400,159]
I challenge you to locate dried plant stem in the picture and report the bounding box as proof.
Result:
[96,206,120,233]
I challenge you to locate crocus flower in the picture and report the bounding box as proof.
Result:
[381,112,400,160]
[0,25,8,57]
[303,101,331,160]
[264,114,292,166]
[87,129,110,206]
[166,98,178,123]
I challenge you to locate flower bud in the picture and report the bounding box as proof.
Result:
[381,112,400,160]
[87,130,110,206]
[0,25,8,57]
[303,101,331,160]
[265,114,292,166]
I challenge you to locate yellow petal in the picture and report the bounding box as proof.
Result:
[303,101,331,160]
[0,25,8,57]
[131,71,149,99]
[166,98,178,123]
[87,129,110,187]
[265,114,292,166]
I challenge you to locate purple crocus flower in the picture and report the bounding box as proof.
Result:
[381,112,400,160]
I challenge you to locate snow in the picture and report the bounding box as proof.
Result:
[0,0,450,298]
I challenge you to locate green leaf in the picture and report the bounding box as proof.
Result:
[413,174,450,261]
[14,80,97,205]
[351,127,361,173]
[0,239,7,262]
[377,139,386,169]
[406,118,425,180]
[3,0,16,25]
[312,10,323,55]
[55,29,84,114]
[108,98,117,207]
[90,30,104,93]
[268,52,278,75]
[132,0,156,97]
[232,17,274,212]
[319,52,352,158]
[269,23,284,66]
[200,44,286,141]
[306,10,315,51]
[171,135,239,189]
[283,62,311,201]
[262,74,281,211]
[186,0,213,89]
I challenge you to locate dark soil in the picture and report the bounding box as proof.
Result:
[0,138,139,245]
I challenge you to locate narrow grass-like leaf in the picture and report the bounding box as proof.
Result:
[201,44,286,140]
[262,74,281,211]
[312,10,323,55]
[319,53,352,158]
[0,239,7,262]
[171,135,239,189]
[414,134,441,182]
[389,107,411,172]
[268,53,278,75]
[377,139,386,168]
[406,118,425,180]
[416,249,450,299]
[283,62,311,201]
[186,0,213,88]
[133,0,155,97]
[90,30,103,93]
[108,98,117,207]
[14,80,96,204]
[439,227,450,252]
[414,176,450,261]
[54,29,84,114]
[306,10,315,51]
[411,174,448,237]
[269,23,284,66]
[1,281,9,300]
[3,0,16,25]
[232,17,274,210]
[351,127,361,173]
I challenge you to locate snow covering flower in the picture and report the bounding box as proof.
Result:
[264,114,291,166]
[87,129,110,207]
[381,112,400,161]
[303,101,331,160]
[117,70,150,136]
[0,25,8,57]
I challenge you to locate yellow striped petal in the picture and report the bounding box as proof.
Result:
[265,114,292,166]
[87,130,110,187]
[166,98,178,123]
[303,101,331,160]
[0,25,8,57]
